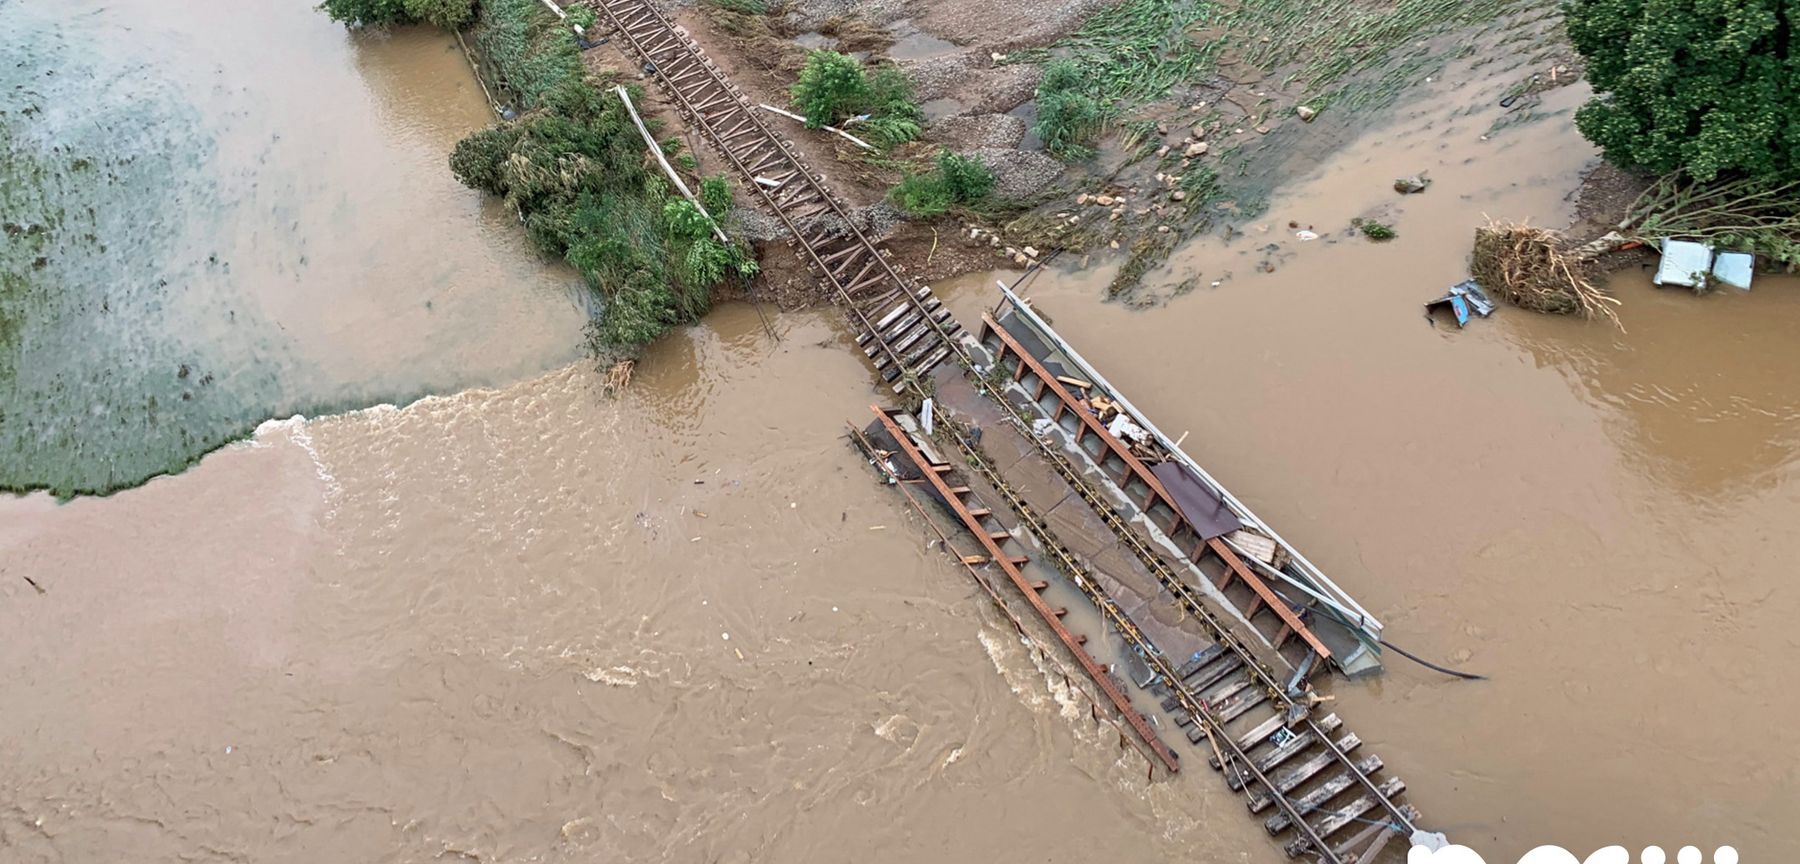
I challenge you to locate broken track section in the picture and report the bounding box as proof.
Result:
[871,399,1425,863]
[587,0,961,389]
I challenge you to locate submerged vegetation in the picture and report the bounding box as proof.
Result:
[789,50,923,150]
[1024,0,1548,159]
[1354,218,1397,241]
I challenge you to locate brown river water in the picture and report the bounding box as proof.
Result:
[3,5,1796,864]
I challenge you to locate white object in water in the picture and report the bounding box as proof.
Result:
[1653,239,1714,289]
[1712,251,1755,290]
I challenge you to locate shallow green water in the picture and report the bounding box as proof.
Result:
[1,0,589,496]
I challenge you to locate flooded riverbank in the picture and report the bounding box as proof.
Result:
[4,2,1795,861]
[0,0,586,496]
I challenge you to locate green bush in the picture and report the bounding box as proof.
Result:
[891,151,995,217]
[1034,59,1105,160]
[792,51,870,129]
[1565,0,1799,181]
[789,51,922,149]
[700,176,733,216]
[447,125,522,195]
[859,64,923,148]
[319,0,473,28]
[938,151,994,201]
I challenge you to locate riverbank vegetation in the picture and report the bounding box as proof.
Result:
[320,0,475,28]
[323,0,755,358]
[1563,0,1800,271]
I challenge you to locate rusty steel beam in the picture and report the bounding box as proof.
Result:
[868,406,1182,774]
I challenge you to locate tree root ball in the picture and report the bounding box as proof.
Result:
[1471,222,1621,327]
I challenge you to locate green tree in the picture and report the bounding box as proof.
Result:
[1565,0,1798,181]
[319,0,473,28]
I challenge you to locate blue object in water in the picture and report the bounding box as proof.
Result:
[1424,279,1495,328]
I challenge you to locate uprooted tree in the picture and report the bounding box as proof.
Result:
[1471,0,1800,322]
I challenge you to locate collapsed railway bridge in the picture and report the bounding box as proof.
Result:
[576,0,1448,859]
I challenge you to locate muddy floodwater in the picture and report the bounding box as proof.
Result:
[0,0,586,496]
[4,5,1797,864]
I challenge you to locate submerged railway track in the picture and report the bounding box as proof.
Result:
[582,2,1438,859]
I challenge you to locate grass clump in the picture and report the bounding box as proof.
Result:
[709,0,769,14]
[790,50,922,149]
[441,0,753,355]
[1034,60,1106,160]
[891,151,996,217]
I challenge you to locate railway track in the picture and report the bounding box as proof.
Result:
[870,404,1422,862]
[582,2,1433,859]
[586,0,961,389]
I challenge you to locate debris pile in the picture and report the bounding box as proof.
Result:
[1471,222,1621,326]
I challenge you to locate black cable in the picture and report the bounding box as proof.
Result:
[1379,638,1487,681]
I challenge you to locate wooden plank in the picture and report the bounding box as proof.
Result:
[1232,713,1291,751]
[1227,528,1280,564]
[1250,751,1376,814]
[1263,756,1386,832]
[1216,688,1271,724]
[1202,677,1252,705]
[1282,777,1405,856]
[1177,643,1229,678]
[1226,730,1356,785]
[1186,654,1245,693]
